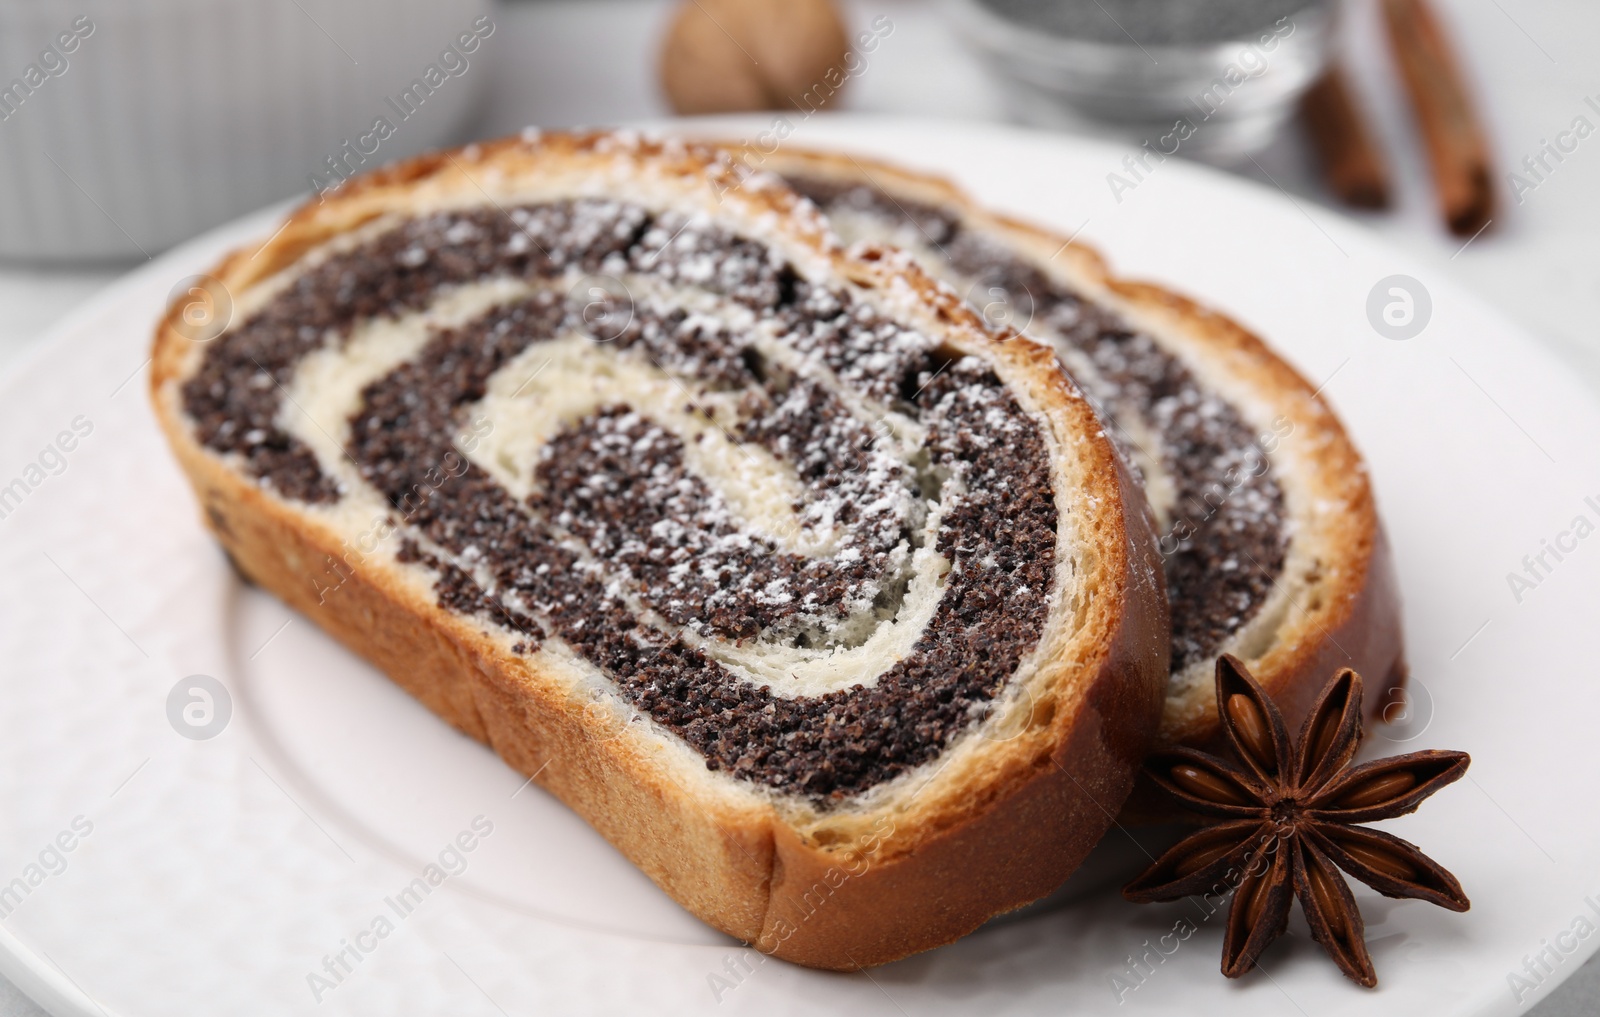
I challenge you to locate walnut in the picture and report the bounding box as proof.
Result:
[659,0,851,115]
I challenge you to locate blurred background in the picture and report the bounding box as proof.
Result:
[1,0,1597,384]
[0,0,1594,1012]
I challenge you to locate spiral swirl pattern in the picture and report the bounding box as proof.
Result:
[183,199,1063,799]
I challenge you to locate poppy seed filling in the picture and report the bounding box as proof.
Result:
[183,199,1062,799]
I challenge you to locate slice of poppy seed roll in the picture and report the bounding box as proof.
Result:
[150,131,1170,968]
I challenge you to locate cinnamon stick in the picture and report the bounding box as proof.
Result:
[1301,64,1392,210]
[1380,0,1495,236]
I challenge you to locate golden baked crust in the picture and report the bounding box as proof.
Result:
[149,131,1170,968]
[736,145,1404,762]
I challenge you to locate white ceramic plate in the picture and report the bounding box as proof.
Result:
[1,116,1596,1017]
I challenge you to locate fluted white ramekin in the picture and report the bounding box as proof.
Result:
[0,0,494,263]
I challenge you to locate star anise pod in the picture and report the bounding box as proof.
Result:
[1123,655,1471,987]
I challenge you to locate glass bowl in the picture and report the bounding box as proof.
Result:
[945,0,1336,160]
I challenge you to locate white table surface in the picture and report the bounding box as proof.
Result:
[0,0,1595,1013]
